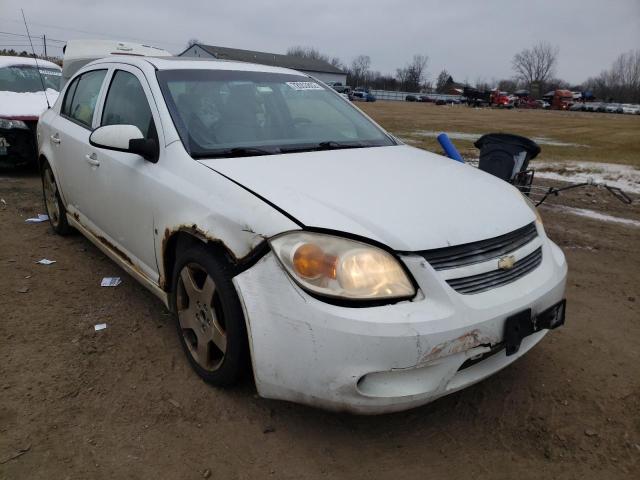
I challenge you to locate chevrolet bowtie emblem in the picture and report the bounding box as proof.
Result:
[498,255,516,270]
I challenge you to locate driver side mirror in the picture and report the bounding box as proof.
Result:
[89,124,159,163]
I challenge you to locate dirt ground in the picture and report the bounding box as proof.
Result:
[1,109,639,479]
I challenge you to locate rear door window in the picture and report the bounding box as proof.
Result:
[101,70,155,139]
[61,77,79,117]
[64,69,107,128]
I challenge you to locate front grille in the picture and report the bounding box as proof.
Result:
[446,247,542,294]
[419,222,538,270]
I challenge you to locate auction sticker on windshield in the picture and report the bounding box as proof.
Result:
[40,69,61,77]
[286,81,323,91]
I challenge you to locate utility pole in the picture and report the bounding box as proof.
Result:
[43,34,47,58]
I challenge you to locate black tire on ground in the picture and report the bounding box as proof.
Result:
[171,244,249,387]
[40,159,71,236]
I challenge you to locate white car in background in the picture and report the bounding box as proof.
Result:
[604,103,623,114]
[0,56,61,168]
[37,56,567,414]
[621,104,640,115]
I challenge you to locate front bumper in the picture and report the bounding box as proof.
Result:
[0,122,38,168]
[234,236,567,414]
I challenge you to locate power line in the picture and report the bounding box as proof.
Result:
[0,30,66,43]
[0,17,183,49]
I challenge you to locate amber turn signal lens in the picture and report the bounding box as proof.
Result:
[293,243,337,279]
[270,232,416,300]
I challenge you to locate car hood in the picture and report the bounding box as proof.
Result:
[0,89,59,119]
[198,145,536,251]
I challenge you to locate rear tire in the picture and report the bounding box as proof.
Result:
[41,160,71,236]
[171,244,249,386]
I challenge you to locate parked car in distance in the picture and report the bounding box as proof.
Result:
[38,55,567,414]
[621,104,640,114]
[419,95,434,102]
[535,100,550,109]
[352,89,376,102]
[604,103,623,114]
[583,102,601,112]
[516,98,540,109]
[405,94,418,102]
[569,102,585,111]
[0,56,61,168]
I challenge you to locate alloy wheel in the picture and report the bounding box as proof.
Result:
[176,263,227,372]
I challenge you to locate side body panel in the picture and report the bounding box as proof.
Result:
[38,59,299,295]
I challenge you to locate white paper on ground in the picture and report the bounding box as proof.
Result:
[25,214,49,223]
[36,258,56,265]
[94,323,107,331]
[101,277,122,287]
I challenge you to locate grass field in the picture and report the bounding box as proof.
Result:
[358,102,640,167]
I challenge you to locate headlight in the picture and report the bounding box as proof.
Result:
[270,231,416,301]
[0,118,29,130]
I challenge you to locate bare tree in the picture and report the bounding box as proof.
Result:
[395,67,409,89]
[497,78,518,92]
[512,42,559,93]
[350,55,371,87]
[287,46,344,70]
[396,54,428,92]
[407,54,428,91]
[436,69,451,93]
[474,77,490,91]
[186,38,200,49]
[584,49,640,102]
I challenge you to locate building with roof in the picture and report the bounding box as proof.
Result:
[179,43,347,85]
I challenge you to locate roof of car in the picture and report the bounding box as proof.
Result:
[88,55,309,77]
[0,56,61,70]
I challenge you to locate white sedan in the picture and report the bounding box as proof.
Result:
[37,56,567,414]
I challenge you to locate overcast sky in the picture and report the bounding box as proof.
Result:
[2,0,639,84]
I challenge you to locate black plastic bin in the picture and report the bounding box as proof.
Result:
[474,133,541,185]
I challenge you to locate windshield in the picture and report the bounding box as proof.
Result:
[0,65,61,93]
[156,69,395,158]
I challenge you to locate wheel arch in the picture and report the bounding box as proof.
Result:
[38,153,68,206]
[160,226,270,294]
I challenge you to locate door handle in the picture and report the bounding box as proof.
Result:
[50,133,61,144]
[85,153,100,167]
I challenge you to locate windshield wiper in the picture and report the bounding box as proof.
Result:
[192,147,279,159]
[318,141,369,150]
[280,141,369,153]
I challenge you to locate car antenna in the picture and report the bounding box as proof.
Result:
[21,8,51,109]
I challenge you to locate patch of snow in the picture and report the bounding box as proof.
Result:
[532,160,640,194]
[410,131,480,142]
[0,89,59,117]
[407,130,588,147]
[530,137,589,148]
[0,56,60,70]
[543,204,640,228]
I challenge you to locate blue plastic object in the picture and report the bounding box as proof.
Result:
[437,133,464,163]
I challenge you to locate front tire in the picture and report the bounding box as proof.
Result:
[171,245,249,386]
[41,160,71,235]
